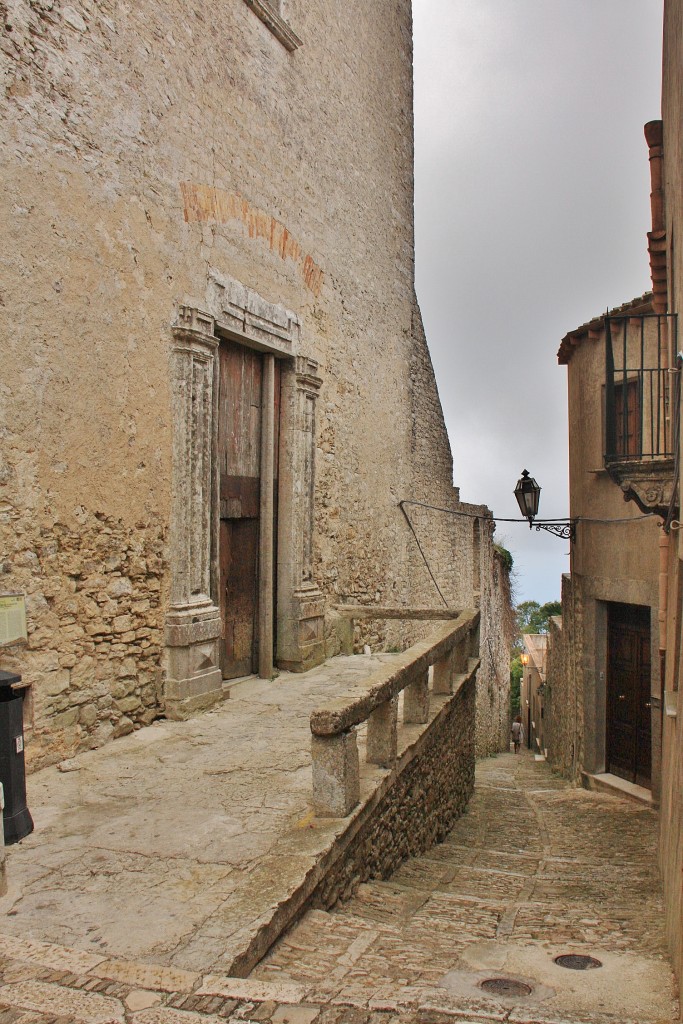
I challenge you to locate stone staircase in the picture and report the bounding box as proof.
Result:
[251,753,678,1024]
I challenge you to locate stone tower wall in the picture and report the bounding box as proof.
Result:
[0,0,510,766]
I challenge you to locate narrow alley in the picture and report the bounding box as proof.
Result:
[0,749,675,1024]
[250,751,676,1023]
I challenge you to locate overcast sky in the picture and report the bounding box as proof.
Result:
[412,0,664,603]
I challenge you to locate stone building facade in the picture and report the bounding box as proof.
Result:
[548,297,663,795]
[0,0,511,769]
[548,4,683,1002]
[521,632,548,757]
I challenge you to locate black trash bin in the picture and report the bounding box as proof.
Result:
[0,671,33,844]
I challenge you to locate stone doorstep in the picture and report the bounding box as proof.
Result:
[581,771,653,806]
[220,672,260,699]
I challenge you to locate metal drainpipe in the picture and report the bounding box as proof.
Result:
[659,532,668,674]
[645,120,669,674]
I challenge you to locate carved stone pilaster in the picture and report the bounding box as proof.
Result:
[277,356,325,670]
[165,306,223,719]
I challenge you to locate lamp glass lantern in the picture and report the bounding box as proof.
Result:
[514,469,541,526]
[520,652,530,667]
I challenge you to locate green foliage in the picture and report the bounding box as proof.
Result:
[509,598,560,715]
[494,544,514,573]
[510,654,522,713]
[516,599,561,635]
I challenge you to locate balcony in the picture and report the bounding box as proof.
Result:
[604,311,679,517]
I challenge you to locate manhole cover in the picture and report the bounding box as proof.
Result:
[480,978,532,998]
[554,954,603,971]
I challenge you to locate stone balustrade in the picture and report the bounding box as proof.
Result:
[310,609,480,816]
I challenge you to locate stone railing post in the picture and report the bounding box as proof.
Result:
[309,611,480,818]
[433,650,454,694]
[453,635,468,674]
[403,668,430,724]
[311,731,360,817]
[367,696,398,765]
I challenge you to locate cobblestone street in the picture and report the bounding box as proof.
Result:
[252,752,677,1024]
[0,750,676,1023]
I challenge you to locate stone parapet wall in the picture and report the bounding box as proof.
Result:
[476,547,514,757]
[311,673,475,908]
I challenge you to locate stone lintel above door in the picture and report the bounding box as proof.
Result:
[207,268,300,357]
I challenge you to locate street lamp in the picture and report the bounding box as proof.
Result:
[513,469,576,542]
[520,653,530,667]
[514,470,541,527]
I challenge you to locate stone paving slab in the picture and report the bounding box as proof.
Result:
[0,726,677,1024]
[0,917,670,1024]
[252,753,679,1024]
[0,658,398,977]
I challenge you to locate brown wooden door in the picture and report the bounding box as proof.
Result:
[607,603,651,787]
[217,341,280,680]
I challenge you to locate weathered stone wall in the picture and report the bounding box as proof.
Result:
[400,305,512,753]
[0,0,416,759]
[0,507,166,769]
[0,0,506,768]
[311,674,475,908]
[405,303,465,615]
[545,574,582,780]
[476,548,514,757]
[368,482,511,759]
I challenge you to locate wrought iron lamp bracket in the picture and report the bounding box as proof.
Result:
[533,520,577,542]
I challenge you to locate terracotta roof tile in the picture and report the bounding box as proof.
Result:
[557,291,653,365]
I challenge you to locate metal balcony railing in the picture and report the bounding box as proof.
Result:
[604,312,678,463]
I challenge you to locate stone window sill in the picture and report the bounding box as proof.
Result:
[242,0,302,51]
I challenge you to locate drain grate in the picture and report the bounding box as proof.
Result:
[554,954,603,971]
[480,978,532,998]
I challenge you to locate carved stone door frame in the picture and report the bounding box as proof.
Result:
[165,277,325,719]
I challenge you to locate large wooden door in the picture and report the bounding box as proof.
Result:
[607,603,651,787]
[217,341,280,680]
